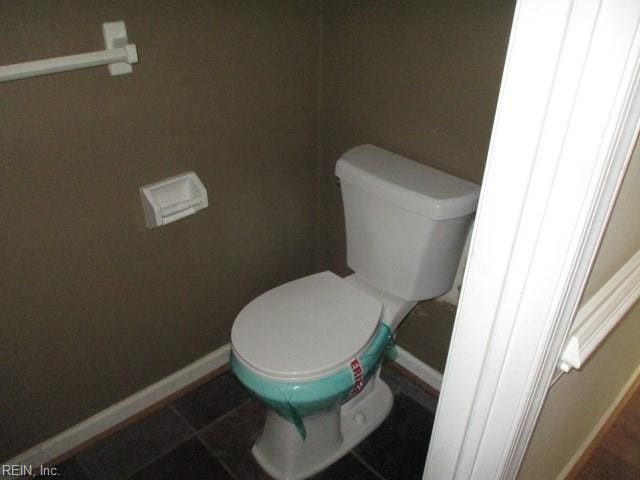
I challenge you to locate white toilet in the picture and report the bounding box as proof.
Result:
[230,144,480,480]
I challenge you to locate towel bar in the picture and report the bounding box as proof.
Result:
[0,21,138,83]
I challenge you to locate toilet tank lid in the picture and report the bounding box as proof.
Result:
[335,144,480,220]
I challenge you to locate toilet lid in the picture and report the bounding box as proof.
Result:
[231,271,382,380]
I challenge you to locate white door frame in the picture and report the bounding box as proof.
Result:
[424,1,640,479]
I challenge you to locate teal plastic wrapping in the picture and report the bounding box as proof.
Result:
[231,322,394,440]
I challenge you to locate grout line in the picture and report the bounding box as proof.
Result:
[169,404,197,434]
[192,434,240,480]
[70,406,198,480]
[80,406,198,480]
[167,389,252,479]
[121,432,197,480]
[193,397,255,435]
[350,451,388,480]
[114,406,200,478]
[190,397,260,479]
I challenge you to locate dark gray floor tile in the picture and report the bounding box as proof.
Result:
[173,371,251,430]
[128,437,234,480]
[310,453,380,480]
[35,458,89,479]
[76,407,193,480]
[354,393,434,480]
[198,399,270,480]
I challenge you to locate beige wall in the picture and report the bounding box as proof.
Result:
[582,144,640,301]
[519,141,640,479]
[0,1,320,460]
[1,0,517,460]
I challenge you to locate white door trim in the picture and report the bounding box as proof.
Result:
[424,1,640,479]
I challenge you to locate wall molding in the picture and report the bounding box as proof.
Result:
[6,343,440,468]
[6,344,231,467]
[560,249,640,372]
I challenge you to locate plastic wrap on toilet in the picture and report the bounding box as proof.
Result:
[230,322,395,440]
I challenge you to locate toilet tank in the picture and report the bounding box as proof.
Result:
[335,145,480,301]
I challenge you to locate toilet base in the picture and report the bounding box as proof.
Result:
[252,375,393,480]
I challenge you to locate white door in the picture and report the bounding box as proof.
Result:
[424,1,640,479]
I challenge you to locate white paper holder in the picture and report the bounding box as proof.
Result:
[140,172,208,228]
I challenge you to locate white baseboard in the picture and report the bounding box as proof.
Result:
[7,342,442,468]
[555,361,640,479]
[395,346,443,391]
[7,344,231,467]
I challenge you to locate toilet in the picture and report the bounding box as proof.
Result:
[230,144,480,480]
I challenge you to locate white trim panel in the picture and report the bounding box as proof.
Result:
[560,249,640,372]
[7,344,231,467]
[425,1,640,479]
[395,346,443,392]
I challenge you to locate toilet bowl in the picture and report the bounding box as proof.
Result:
[231,271,406,479]
[230,145,480,480]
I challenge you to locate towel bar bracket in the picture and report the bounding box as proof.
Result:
[102,21,136,76]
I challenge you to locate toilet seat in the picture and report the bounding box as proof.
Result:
[231,271,382,381]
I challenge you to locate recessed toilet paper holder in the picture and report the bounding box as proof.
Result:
[140,171,208,228]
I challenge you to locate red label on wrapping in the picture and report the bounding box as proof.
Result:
[350,358,364,395]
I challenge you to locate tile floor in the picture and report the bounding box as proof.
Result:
[42,365,437,480]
